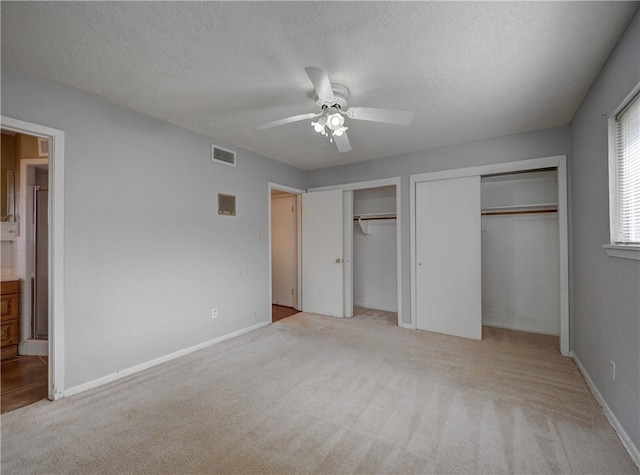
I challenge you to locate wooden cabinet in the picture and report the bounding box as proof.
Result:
[1,280,20,359]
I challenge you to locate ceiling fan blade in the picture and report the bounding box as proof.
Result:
[345,107,414,125]
[334,131,352,153]
[305,66,335,103]
[256,112,321,130]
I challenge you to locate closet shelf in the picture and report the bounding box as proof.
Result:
[481,203,557,216]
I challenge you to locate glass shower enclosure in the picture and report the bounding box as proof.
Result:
[32,185,48,339]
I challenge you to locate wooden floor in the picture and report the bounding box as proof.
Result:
[1,356,48,414]
[272,304,299,323]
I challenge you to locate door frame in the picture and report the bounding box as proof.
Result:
[2,115,66,399]
[308,176,403,326]
[410,155,569,356]
[268,182,304,322]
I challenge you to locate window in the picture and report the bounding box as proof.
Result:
[609,90,640,248]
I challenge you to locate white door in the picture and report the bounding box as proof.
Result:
[271,195,296,307]
[415,176,482,340]
[302,190,344,317]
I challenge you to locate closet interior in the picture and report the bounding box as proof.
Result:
[481,169,560,336]
[351,186,397,317]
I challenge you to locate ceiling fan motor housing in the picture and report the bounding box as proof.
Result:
[315,83,349,109]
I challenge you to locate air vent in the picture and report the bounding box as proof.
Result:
[211,145,236,167]
[218,193,236,216]
[37,137,50,157]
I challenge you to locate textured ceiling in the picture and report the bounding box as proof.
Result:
[1,2,638,170]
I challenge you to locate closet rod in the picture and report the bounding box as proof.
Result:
[481,209,557,216]
[353,216,397,221]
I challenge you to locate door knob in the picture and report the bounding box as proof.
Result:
[336,258,342,263]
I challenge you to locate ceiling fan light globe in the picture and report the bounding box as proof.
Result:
[311,114,328,134]
[333,126,348,137]
[329,115,342,127]
[326,111,345,131]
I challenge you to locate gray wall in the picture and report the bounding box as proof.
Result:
[570,10,640,451]
[309,126,571,326]
[1,68,307,389]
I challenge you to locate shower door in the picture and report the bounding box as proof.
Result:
[33,186,48,339]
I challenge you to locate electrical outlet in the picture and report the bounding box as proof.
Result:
[609,359,616,381]
[211,308,218,319]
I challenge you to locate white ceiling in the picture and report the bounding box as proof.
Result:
[1,2,637,170]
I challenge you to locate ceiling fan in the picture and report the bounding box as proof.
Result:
[257,67,414,153]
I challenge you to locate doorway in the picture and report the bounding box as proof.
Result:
[481,169,560,336]
[351,185,398,320]
[269,184,303,323]
[0,130,50,410]
[305,176,403,326]
[1,115,65,401]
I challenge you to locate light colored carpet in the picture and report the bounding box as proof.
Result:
[1,309,637,474]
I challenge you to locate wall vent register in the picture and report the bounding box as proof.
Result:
[218,193,236,216]
[37,137,49,157]
[211,145,236,167]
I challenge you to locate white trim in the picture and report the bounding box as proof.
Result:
[556,156,570,356]
[268,182,305,321]
[309,176,400,193]
[602,244,640,260]
[411,156,565,184]
[410,175,417,330]
[65,320,269,398]
[309,176,403,327]
[1,116,65,400]
[571,352,640,468]
[410,155,570,356]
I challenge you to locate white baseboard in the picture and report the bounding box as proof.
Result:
[571,352,640,469]
[64,320,269,398]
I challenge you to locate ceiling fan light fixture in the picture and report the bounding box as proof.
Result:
[326,108,345,130]
[311,115,327,133]
[256,66,413,154]
[333,126,348,137]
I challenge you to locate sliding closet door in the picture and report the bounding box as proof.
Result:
[415,176,482,340]
[301,190,344,317]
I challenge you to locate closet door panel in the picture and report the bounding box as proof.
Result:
[301,190,344,317]
[415,176,482,340]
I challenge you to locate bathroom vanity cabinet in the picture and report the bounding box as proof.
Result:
[1,280,20,359]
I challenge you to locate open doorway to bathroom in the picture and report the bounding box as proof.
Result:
[1,130,49,412]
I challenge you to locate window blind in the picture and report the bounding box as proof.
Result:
[613,92,640,245]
